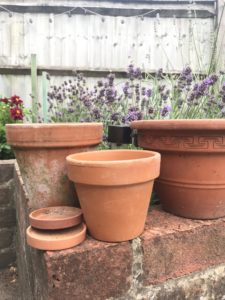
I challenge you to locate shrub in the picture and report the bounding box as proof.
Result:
[0,95,25,159]
[47,65,225,142]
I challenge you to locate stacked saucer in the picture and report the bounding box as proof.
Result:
[26,206,86,251]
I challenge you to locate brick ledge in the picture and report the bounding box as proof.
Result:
[14,160,225,299]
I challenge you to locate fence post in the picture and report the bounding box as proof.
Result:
[215,0,225,71]
[31,54,38,122]
[42,72,48,122]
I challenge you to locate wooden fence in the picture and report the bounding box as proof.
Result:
[0,0,224,111]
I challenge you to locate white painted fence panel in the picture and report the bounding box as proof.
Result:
[0,12,214,69]
[0,7,215,108]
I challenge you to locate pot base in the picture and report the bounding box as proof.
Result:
[156,180,225,220]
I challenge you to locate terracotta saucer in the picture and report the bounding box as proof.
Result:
[26,223,86,251]
[29,206,83,230]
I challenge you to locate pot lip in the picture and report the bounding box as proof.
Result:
[6,122,103,148]
[6,122,103,129]
[131,119,225,130]
[66,149,160,166]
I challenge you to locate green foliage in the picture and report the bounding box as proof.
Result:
[0,100,14,159]
[0,124,14,159]
[0,95,26,160]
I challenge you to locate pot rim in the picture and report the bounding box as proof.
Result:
[6,122,102,128]
[6,122,103,148]
[66,149,161,185]
[131,119,225,130]
[66,149,160,166]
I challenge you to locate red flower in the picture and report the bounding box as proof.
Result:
[10,95,23,106]
[0,97,9,104]
[10,107,23,120]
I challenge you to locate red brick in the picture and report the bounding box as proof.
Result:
[44,236,132,300]
[141,206,225,285]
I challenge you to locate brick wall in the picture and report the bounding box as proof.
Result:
[13,160,225,300]
[0,160,16,268]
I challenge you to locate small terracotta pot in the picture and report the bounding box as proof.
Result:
[29,206,83,230]
[132,119,225,219]
[66,149,160,242]
[6,123,103,210]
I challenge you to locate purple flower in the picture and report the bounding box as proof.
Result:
[146,89,152,97]
[107,73,115,86]
[111,112,121,122]
[134,67,142,79]
[123,86,129,96]
[148,107,154,114]
[105,87,117,103]
[123,82,130,96]
[125,111,142,123]
[186,74,193,85]
[124,107,142,123]
[97,80,103,87]
[162,94,169,101]
[127,64,142,80]
[183,66,192,76]
[98,88,105,98]
[141,87,146,96]
[82,97,92,107]
[67,108,75,113]
[202,75,218,87]
[92,108,101,119]
[160,105,172,117]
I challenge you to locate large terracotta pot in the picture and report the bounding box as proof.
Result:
[132,119,225,219]
[6,123,103,210]
[66,149,160,242]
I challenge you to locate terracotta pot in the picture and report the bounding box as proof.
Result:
[66,149,160,242]
[132,119,225,219]
[6,123,103,210]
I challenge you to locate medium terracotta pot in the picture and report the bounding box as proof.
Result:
[6,123,103,210]
[132,119,225,219]
[66,149,160,242]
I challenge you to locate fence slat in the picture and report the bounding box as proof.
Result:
[31,54,38,122]
[42,72,48,122]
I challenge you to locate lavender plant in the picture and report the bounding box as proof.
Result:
[47,65,225,141]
